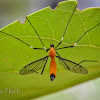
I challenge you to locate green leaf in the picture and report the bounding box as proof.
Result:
[0,0,100,100]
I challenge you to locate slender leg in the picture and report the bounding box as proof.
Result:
[56,52,97,67]
[56,45,74,50]
[55,4,77,49]
[78,60,98,65]
[40,57,49,74]
[56,52,61,57]
[56,23,100,50]
[0,31,45,50]
[26,17,47,51]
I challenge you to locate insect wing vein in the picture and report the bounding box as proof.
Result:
[56,56,88,74]
[19,56,49,75]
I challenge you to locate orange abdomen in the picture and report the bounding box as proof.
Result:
[49,47,57,81]
[50,57,57,77]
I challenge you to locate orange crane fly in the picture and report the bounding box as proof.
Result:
[49,45,57,81]
[0,2,99,81]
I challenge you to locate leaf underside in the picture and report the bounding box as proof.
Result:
[0,1,100,100]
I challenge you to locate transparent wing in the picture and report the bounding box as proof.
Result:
[56,56,88,74]
[19,56,49,75]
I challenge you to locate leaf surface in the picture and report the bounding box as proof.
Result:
[0,1,100,100]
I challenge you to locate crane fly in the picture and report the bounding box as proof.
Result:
[0,3,100,81]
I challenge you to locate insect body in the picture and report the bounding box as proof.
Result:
[49,44,57,81]
[0,2,100,81]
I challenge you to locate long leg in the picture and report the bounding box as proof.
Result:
[78,60,97,65]
[40,57,49,74]
[26,17,47,51]
[56,52,97,66]
[33,57,49,75]
[0,31,45,50]
[55,4,77,49]
[56,51,61,57]
[19,56,49,75]
[56,23,100,50]
[56,55,88,74]
[72,60,98,69]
